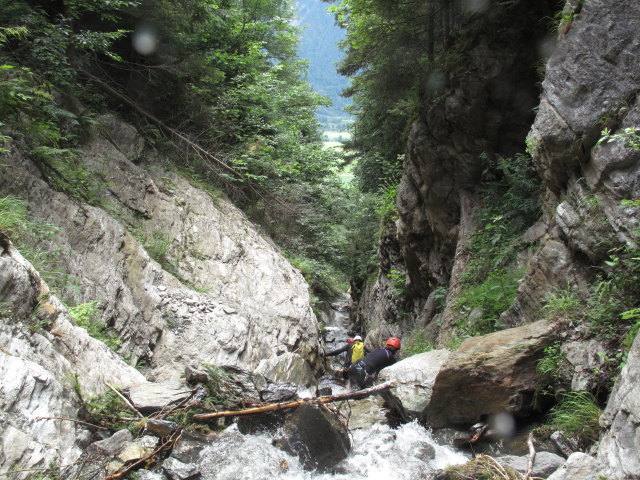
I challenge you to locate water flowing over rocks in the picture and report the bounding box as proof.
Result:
[276,404,351,472]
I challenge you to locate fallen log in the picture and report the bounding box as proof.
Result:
[193,379,397,421]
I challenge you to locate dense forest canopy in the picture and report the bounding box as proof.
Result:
[0,0,564,307]
[0,0,384,305]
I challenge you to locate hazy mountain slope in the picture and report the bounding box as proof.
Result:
[296,0,351,131]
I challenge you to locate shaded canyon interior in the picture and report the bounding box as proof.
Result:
[1,0,640,479]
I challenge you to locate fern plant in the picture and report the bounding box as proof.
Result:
[68,301,121,351]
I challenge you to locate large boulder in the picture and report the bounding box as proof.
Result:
[127,380,192,414]
[547,452,608,480]
[561,338,607,391]
[597,330,640,478]
[254,352,316,388]
[496,451,565,479]
[427,320,557,427]
[378,349,453,421]
[365,321,557,429]
[277,404,350,472]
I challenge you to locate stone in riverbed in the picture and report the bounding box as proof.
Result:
[127,380,192,414]
[277,404,350,472]
[496,451,566,478]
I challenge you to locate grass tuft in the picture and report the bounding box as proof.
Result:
[546,391,601,448]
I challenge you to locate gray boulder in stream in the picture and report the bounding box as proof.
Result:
[276,404,351,472]
[378,349,452,420]
[380,320,556,427]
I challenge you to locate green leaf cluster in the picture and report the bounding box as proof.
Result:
[543,247,640,340]
[456,268,523,336]
[536,341,569,385]
[402,329,435,357]
[330,0,429,193]
[464,153,542,282]
[598,127,640,152]
[68,301,122,351]
[455,153,542,337]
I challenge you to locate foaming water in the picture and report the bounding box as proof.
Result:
[199,421,469,480]
[198,297,469,479]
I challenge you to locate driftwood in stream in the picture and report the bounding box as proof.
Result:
[193,380,397,421]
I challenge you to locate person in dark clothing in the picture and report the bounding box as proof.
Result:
[348,337,401,389]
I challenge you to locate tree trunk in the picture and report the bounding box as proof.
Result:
[193,380,397,420]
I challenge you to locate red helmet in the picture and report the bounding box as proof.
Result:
[347,338,354,343]
[386,337,401,350]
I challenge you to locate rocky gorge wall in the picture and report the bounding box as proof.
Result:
[354,0,640,477]
[355,0,640,370]
[0,116,322,475]
[352,0,557,339]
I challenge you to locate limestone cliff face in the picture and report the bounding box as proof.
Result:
[357,0,640,344]
[0,236,146,476]
[503,0,640,331]
[354,0,556,338]
[0,115,321,474]
[0,117,320,383]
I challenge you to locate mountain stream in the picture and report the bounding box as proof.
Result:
[199,296,469,479]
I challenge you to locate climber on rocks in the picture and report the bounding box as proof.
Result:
[348,337,401,390]
[325,335,368,378]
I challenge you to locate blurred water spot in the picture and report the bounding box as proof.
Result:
[133,25,158,56]
[491,412,516,439]
[426,71,446,92]
[537,34,557,60]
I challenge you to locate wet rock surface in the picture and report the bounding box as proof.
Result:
[277,404,351,472]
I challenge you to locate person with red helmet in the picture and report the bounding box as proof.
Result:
[348,337,401,389]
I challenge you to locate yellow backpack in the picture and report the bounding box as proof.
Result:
[351,341,365,363]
